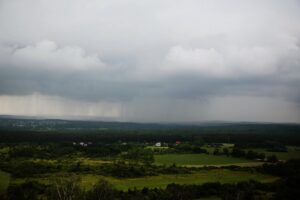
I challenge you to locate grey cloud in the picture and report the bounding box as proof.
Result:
[0,0,300,122]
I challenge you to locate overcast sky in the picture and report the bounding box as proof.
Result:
[0,0,300,123]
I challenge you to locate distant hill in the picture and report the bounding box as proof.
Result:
[0,115,299,131]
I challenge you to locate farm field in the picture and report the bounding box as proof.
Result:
[11,169,278,191]
[98,170,278,190]
[0,170,10,192]
[154,154,259,166]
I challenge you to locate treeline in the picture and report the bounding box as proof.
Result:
[173,143,208,154]
[1,124,300,146]
[218,147,279,163]
[235,141,288,152]
[96,162,190,178]
[2,143,142,160]
[0,159,191,179]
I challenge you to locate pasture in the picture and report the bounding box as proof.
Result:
[154,154,258,166]
[12,169,277,191]
[81,169,278,190]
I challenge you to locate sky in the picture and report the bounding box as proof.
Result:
[0,0,300,123]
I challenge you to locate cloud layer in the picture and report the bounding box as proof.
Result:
[0,0,300,122]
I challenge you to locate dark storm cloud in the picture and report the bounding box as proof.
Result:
[0,0,300,122]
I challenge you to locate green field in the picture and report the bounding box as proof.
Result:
[0,170,10,192]
[155,154,258,166]
[80,169,277,190]
[11,169,278,191]
[247,146,300,160]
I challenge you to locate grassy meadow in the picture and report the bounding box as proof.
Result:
[11,169,278,191]
[154,153,257,167]
[96,169,278,190]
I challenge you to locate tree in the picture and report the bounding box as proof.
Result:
[246,150,257,160]
[213,148,220,155]
[87,179,115,200]
[5,181,44,200]
[49,176,83,200]
[193,136,205,146]
[257,153,265,160]
[267,155,278,163]
[223,148,229,156]
[124,148,154,164]
[231,148,246,157]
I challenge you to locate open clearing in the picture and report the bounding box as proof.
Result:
[154,154,258,167]
[11,169,278,191]
[81,169,278,190]
[0,170,10,192]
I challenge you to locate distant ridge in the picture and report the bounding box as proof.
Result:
[0,114,299,127]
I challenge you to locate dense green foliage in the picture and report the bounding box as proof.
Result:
[1,120,300,146]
